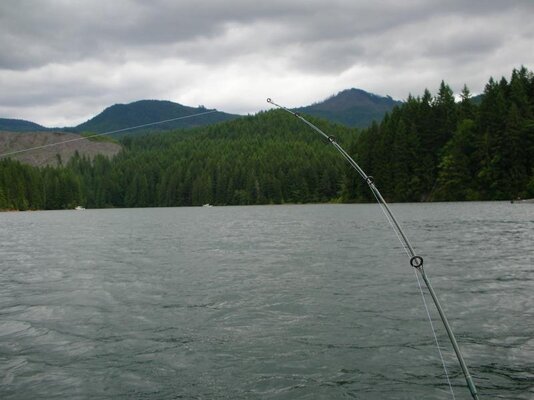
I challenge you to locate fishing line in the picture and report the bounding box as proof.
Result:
[0,110,218,159]
[267,98,480,400]
[370,186,456,399]
[413,267,456,399]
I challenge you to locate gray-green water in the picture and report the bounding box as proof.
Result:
[1,203,533,399]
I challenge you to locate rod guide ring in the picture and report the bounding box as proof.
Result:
[410,255,424,268]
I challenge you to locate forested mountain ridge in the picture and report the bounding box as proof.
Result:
[1,67,534,210]
[72,111,357,208]
[0,100,240,136]
[1,89,401,135]
[72,100,239,135]
[295,88,402,128]
[1,111,357,209]
[0,89,400,137]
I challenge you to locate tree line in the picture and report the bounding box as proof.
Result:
[1,67,533,210]
[1,112,355,209]
[351,66,534,202]
[0,159,82,210]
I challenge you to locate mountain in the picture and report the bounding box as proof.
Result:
[72,100,239,135]
[294,88,402,128]
[0,118,48,132]
[1,92,395,135]
[1,91,398,138]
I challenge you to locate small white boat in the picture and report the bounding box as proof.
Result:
[202,204,213,207]
[74,205,86,210]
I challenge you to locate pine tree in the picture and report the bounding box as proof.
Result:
[435,120,478,200]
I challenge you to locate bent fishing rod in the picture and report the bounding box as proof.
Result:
[267,98,480,400]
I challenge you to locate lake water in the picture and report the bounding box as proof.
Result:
[0,203,532,399]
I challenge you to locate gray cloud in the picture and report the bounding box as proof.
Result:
[0,0,533,126]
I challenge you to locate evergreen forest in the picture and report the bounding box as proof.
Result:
[1,67,534,210]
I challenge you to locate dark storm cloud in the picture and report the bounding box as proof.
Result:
[0,0,533,125]
[2,0,527,70]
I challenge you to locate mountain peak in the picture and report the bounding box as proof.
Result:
[296,88,401,128]
[73,99,238,135]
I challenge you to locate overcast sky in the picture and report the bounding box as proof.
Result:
[1,0,533,127]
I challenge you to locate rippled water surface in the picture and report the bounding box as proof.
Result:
[1,203,533,399]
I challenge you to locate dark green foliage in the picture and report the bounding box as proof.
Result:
[0,158,82,210]
[0,110,353,210]
[67,110,356,208]
[352,66,534,202]
[435,119,478,200]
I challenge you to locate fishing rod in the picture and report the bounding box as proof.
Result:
[266,98,480,400]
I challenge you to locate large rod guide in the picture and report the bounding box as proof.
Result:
[267,98,479,400]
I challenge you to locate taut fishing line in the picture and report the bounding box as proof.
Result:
[0,110,218,159]
[267,98,480,400]
[369,185,456,399]
[369,188,456,398]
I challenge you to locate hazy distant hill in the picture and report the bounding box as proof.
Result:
[0,118,48,132]
[294,88,402,128]
[72,100,239,135]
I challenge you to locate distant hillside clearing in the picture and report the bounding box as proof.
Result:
[0,131,121,167]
